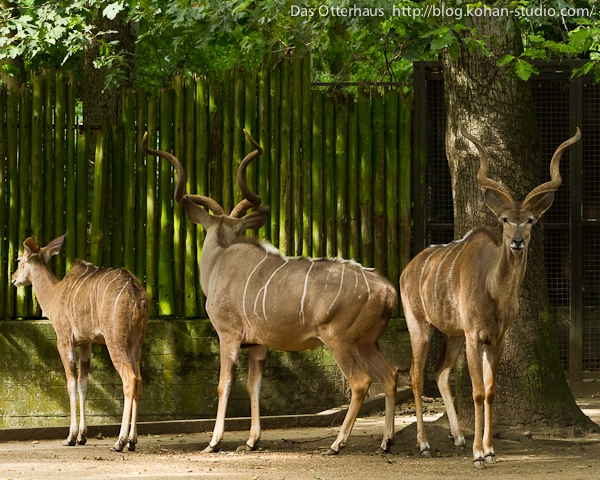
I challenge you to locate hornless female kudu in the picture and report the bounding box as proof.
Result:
[142,130,398,455]
[12,234,149,452]
[400,128,581,468]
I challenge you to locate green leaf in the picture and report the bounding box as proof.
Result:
[103,2,125,21]
[497,54,515,67]
[514,59,537,81]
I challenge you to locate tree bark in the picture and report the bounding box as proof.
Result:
[442,13,594,429]
[0,0,25,91]
[82,6,137,142]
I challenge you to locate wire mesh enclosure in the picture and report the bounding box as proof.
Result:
[413,60,600,393]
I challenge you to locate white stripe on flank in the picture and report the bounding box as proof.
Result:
[96,268,114,308]
[434,242,461,303]
[72,267,98,321]
[447,241,468,314]
[299,260,314,324]
[328,264,345,315]
[101,271,122,313]
[112,281,130,324]
[69,266,90,320]
[243,251,270,325]
[260,259,289,322]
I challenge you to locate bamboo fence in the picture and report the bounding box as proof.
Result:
[0,56,412,319]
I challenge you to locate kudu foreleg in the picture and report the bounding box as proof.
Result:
[76,343,92,445]
[243,345,266,452]
[57,341,79,446]
[482,338,505,464]
[434,335,466,454]
[203,344,240,453]
[465,339,486,468]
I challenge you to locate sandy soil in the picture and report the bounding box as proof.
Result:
[1,395,599,480]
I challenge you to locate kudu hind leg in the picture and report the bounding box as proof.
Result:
[203,343,241,453]
[325,347,372,455]
[434,335,466,455]
[76,343,93,445]
[126,341,144,451]
[358,342,398,453]
[241,345,267,452]
[407,319,435,457]
[106,343,138,452]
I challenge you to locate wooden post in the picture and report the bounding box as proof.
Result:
[0,86,5,316]
[257,64,270,241]
[335,97,348,259]
[269,59,280,247]
[301,54,312,257]
[184,77,197,318]
[311,90,324,258]
[43,70,54,247]
[135,89,147,284]
[90,125,108,267]
[54,71,66,276]
[324,94,335,258]
[221,69,233,213]
[372,87,386,274]
[358,85,372,267]
[173,76,184,315]
[399,91,413,273]
[17,84,31,316]
[232,66,244,208]
[6,87,18,317]
[145,88,158,317]
[31,73,44,315]
[65,71,76,271]
[291,58,302,255]
[196,75,208,317]
[75,124,88,261]
[110,123,124,267]
[347,96,359,261]
[123,89,136,273]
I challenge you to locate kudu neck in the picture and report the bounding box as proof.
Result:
[487,240,528,300]
[30,261,61,317]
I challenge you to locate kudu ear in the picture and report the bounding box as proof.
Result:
[40,233,67,264]
[525,191,556,219]
[483,189,508,217]
[234,205,270,234]
[23,237,40,257]
[183,198,217,229]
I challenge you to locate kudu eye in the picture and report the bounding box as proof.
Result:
[528,218,533,224]
[501,217,508,223]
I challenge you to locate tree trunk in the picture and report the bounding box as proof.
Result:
[442,13,593,429]
[0,0,25,91]
[82,6,137,145]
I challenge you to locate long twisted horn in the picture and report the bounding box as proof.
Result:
[230,129,263,218]
[522,128,581,207]
[461,128,514,205]
[141,132,224,216]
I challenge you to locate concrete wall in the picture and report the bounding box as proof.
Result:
[0,317,411,428]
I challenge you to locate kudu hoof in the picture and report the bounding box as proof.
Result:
[485,454,496,464]
[473,458,485,469]
[201,444,221,454]
[110,440,125,452]
[420,448,431,458]
[127,441,136,452]
[322,448,339,456]
[455,445,466,456]
[64,438,77,447]
[236,442,258,452]
[76,435,87,446]
[377,438,393,454]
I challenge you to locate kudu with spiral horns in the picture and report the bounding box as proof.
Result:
[400,128,581,468]
[142,130,398,455]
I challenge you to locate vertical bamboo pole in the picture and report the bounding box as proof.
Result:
[146,88,158,317]
[54,71,66,276]
[384,88,399,314]
[311,90,324,258]
[17,84,32,316]
[173,76,184,315]
[301,54,312,257]
[244,70,257,211]
[221,69,233,213]
[324,94,335,258]
[135,89,148,283]
[257,65,270,241]
[43,70,54,247]
[75,125,88,261]
[158,87,174,316]
[347,96,359,261]
[399,91,413,273]
[335,97,348,259]
[269,59,280,247]
[111,123,124,267]
[123,89,136,273]
[291,58,302,255]
[0,86,5,316]
[372,88,386,274]
[232,66,244,208]
[208,71,221,205]
[6,87,18,317]
[184,77,197,318]
[358,85,372,267]
[31,73,44,315]
[90,124,108,267]
[65,71,76,271]
[196,75,208,318]
[279,59,292,255]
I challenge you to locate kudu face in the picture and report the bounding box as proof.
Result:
[12,234,67,287]
[463,128,581,254]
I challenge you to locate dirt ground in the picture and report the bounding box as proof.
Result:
[1,395,599,480]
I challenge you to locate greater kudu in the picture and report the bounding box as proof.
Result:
[142,130,398,455]
[12,234,149,452]
[400,128,581,468]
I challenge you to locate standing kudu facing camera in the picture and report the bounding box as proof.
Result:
[12,234,149,452]
[142,130,398,455]
[400,128,580,468]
